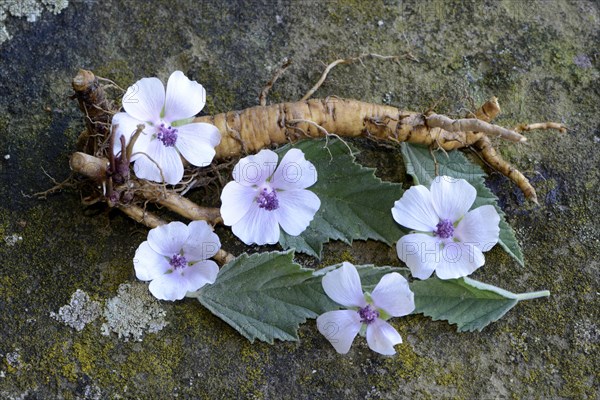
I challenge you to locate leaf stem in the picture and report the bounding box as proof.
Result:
[516,290,550,301]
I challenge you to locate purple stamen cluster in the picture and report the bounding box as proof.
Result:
[434,218,454,239]
[157,123,178,147]
[256,188,279,211]
[169,254,188,270]
[358,304,380,325]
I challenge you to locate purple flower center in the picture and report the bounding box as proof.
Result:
[256,188,279,211]
[358,304,380,325]
[434,218,454,239]
[169,254,188,270]
[157,123,178,147]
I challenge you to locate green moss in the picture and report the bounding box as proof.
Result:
[97,261,132,293]
[556,353,597,398]
[94,60,135,89]
[73,337,115,384]
[368,323,436,393]
[328,0,387,24]
[321,248,356,268]
[0,272,27,299]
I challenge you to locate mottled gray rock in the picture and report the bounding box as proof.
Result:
[0,0,597,398]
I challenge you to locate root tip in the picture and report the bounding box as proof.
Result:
[520,137,528,142]
[530,196,539,205]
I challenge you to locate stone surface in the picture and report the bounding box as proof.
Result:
[0,0,598,398]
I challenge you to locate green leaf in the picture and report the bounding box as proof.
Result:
[411,276,549,332]
[277,139,405,258]
[195,250,334,343]
[400,143,524,266]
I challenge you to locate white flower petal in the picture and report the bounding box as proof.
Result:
[174,123,220,167]
[133,241,171,281]
[147,221,189,256]
[391,186,439,232]
[163,71,206,122]
[182,260,219,292]
[396,233,441,280]
[128,127,156,162]
[220,182,257,227]
[183,221,221,261]
[317,310,362,354]
[454,205,500,251]
[371,273,415,317]
[111,112,146,157]
[366,319,402,355]
[271,148,317,190]
[148,273,187,301]
[231,203,280,245]
[274,189,320,236]
[322,262,367,308]
[435,242,485,279]
[232,149,279,187]
[133,139,184,184]
[430,176,476,222]
[122,77,165,123]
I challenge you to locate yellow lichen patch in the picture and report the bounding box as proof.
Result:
[119,337,184,392]
[435,362,466,388]
[557,353,598,398]
[39,340,79,384]
[238,342,269,399]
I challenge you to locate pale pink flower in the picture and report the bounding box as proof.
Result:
[220,148,320,245]
[317,262,415,355]
[112,71,220,184]
[134,221,220,301]
[393,176,500,280]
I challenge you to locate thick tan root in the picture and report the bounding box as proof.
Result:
[213,249,236,265]
[473,136,539,204]
[196,97,564,202]
[197,98,489,158]
[145,186,221,224]
[198,97,542,158]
